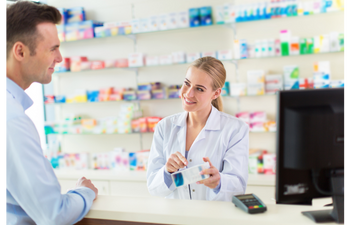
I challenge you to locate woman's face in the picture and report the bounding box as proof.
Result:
[180,66,220,113]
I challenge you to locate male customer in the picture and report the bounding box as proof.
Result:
[7,1,98,224]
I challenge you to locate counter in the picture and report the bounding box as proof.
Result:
[76,195,335,225]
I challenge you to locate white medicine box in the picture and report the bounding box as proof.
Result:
[128,53,145,67]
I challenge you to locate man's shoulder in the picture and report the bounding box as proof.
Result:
[7,91,25,121]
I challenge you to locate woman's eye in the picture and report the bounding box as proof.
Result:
[197,88,203,92]
[184,81,190,86]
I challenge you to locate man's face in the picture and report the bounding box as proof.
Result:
[23,22,62,84]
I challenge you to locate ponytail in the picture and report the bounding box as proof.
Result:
[212,96,223,111]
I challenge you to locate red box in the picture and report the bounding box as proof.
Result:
[91,61,105,70]
[115,58,129,68]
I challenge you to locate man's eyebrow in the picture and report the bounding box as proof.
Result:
[50,45,60,50]
[185,78,207,90]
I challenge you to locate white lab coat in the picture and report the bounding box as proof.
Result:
[147,105,249,201]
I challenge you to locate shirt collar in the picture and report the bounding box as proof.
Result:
[7,77,33,111]
[174,105,221,131]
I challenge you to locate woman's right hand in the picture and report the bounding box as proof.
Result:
[166,151,188,173]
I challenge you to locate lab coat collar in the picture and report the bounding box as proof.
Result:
[173,105,221,131]
[6,77,33,111]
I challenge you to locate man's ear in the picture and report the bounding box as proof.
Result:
[12,42,27,61]
[212,88,222,100]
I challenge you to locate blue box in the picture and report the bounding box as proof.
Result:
[54,95,66,103]
[129,153,137,170]
[66,7,86,23]
[87,90,99,102]
[189,8,200,27]
[65,20,104,41]
[199,6,212,26]
[57,8,68,24]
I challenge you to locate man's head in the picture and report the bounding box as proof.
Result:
[7,1,63,88]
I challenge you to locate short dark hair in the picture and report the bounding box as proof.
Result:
[7,1,61,59]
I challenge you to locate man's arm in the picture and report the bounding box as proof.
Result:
[7,115,95,225]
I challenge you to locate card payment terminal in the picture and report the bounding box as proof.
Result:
[232,193,267,214]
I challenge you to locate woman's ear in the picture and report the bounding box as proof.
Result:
[212,88,222,100]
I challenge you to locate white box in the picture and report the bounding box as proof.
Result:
[131,19,141,34]
[320,34,330,53]
[201,51,217,58]
[139,18,150,33]
[217,50,232,60]
[215,5,225,24]
[148,16,159,31]
[171,162,210,187]
[103,21,120,28]
[250,111,267,123]
[177,11,189,28]
[104,60,116,68]
[247,70,265,84]
[247,83,265,95]
[330,80,344,88]
[158,14,169,30]
[229,83,246,96]
[172,52,186,64]
[186,52,201,63]
[329,32,340,52]
[167,13,178,29]
[283,65,299,82]
[159,54,173,65]
[233,39,241,59]
[145,56,159,66]
[128,53,144,67]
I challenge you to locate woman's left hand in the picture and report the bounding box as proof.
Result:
[196,157,220,189]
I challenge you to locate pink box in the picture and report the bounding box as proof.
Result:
[91,61,105,70]
[115,58,129,68]
[235,112,250,124]
[250,111,266,123]
[250,122,265,132]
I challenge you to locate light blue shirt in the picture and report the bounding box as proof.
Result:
[147,105,249,201]
[6,78,95,225]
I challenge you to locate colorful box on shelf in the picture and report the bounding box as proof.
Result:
[221,81,230,96]
[201,51,217,58]
[65,20,103,41]
[91,61,105,70]
[80,61,92,70]
[250,111,266,123]
[104,60,116,68]
[66,7,86,23]
[87,90,99,102]
[137,90,151,100]
[57,8,68,24]
[217,50,233,60]
[330,80,344,88]
[199,6,213,26]
[115,58,129,68]
[283,65,299,90]
[44,95,55,104]
[55,57,70,72]
[265,75,283,94]
[313,61,330,89]
[248,151,276,175]
[54,95,66,103]
[247,70,265,95]
[189,8,200,27]
[146,56,159,66]
[235,112,250,125]
[109,149,130,171]
[159,55,173,65]
[177,11,189,28]
[299,78,314,89]
[172,52,186,64]
[233,39,248,59]
[123,90,137,101]
[151,89,166,99]
[70,56,88,72]
[56,25,65,42]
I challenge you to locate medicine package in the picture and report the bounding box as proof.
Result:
[171,162,210,187]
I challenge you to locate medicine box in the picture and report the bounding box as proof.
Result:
[149,16,159,31]
[146,56,159,66]
[247,83,265,95]
[177,11,189,28]
[230,83,246,96]
[250,111,267,123]
[217,50,232,60]
[171,162,210,187]
[189,8,200,27]
[167,13,178,29]
[159,55,173,65]
[265,74,283,94]
[199,6,213,26]
[66,7,86,23]
[158,14,169,30]
[128,53,145,67]
[186,52,201,63]
[235,111,250,124]
[201,51,217,58]
[140,18,150,33]
[172,52,186,64]
[330,80,344,88]
[247,70,265,84]
[283,65,299,90]
[299,78,314,89]
[131,19,141,33]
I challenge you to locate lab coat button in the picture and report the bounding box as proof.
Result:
[189,159,192,162]
[192,189,195,192]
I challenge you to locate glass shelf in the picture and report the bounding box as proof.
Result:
[44,94,278,106]
[47,130,275,135]
[59,10,343,44]
[53,51,343,75]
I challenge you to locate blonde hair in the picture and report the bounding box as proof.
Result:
[191,56,226,111]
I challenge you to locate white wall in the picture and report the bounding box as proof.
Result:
[46,0,344,154]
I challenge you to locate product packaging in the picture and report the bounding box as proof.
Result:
[265,74,283,94]
[201,51,217,58]
[128,53,145,67]
[158,14,169,30]
[177,11,189,28]
[56,25,65,42]
[171,162,210,187]
[104,60,116,68]
[221,81,230,96]
[235,111,250,124]
[115,58,129,68]
[280,29,291,56]
[159,55,173,65]
[263,154,276,174]
[199,6,213,26]
[230,83,246,96]
[66,7,86,23]
[167,13,178,29]
[189,8,200,27]
[55,58,70,72]
[313,61,330,88]
[330,80,344,88]
[146,56,159,66]
[186,52,201,63]
[172,52,186,64]
[250,111,267,123]
[70,56,88,72]
[91,61,105,70]
[299,78,314,89]
[131,19,141,33]
[217,50,233,60]
[283,65,299,90]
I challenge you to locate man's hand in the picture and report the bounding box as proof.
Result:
[166,151,188,173]
[76,177,98,200]
[196,157,221,189]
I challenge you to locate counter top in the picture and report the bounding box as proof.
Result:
[55,170,275,186]
[79,195,335,225]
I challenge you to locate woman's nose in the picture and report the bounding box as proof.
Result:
[186,86,195,97]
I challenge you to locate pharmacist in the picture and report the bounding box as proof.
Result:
[147,57,249,201]
[6,2,98,224]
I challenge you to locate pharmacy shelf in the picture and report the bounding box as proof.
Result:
[59,10,343,44]
[44,94,277,106]
[46,131,275,135]
[53,51,343,76]
[54,169,276,186]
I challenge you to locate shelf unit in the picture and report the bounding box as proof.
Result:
[43,1,344,174]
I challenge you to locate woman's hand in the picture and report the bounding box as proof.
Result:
[166,151,188,173]
[196,157,220,189]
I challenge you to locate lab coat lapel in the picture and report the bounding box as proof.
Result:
[174,111,188,157]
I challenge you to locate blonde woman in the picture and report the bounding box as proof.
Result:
[147,57,249,201]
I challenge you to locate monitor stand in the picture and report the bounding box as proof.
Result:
[302,170,344,223]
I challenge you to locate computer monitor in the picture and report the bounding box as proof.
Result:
[275,88,344,223]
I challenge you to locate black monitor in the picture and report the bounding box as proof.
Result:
[275,88,344,223]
